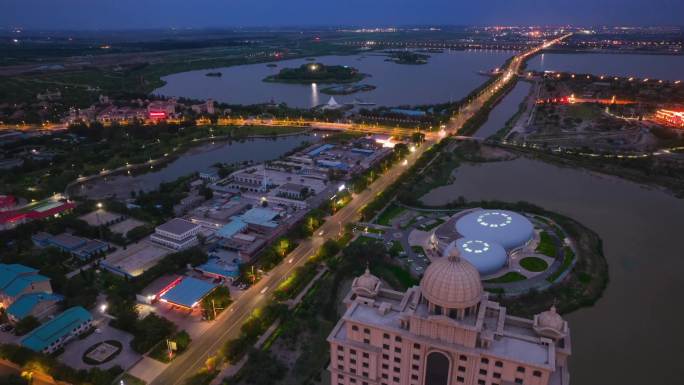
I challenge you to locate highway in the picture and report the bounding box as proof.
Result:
[144,35,572,385]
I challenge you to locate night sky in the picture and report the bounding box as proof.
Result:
[2,0,683,29]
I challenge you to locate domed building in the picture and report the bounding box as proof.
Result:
[329,254,572,385]
[420,248,483,319]
[455,210,534,251]
[444,238,508,276]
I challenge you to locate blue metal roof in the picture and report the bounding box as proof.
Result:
[3,274,50,297]
[238,208,279,228]
[160,277,217,308]
[6,292,63,320]
[21,306,92,352]
[0,264,38,289]
[197,261,239,279]
[217,219,248,238]
[390,108,427,117]
[307,144,335,157]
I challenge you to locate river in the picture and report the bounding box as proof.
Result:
[473,81,531,139]
[153,51,513,108]
[527,52,684,80]
[77,134,316,199]
[421,156,684,385]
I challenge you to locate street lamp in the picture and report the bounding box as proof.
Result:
[100,303,108,313]
[97,202,103,209]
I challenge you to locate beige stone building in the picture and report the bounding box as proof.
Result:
[327,249,571,385]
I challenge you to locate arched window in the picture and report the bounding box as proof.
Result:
[425,351,450,385]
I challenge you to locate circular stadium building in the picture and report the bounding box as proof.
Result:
[455,210,534,251]
[444,239,508,276]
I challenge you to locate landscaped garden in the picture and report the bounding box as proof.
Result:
[485,271,527,284]
[520,256,549,272]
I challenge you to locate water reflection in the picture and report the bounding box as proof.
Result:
[421,157,684,385]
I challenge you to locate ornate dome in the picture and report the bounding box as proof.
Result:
[534,306,567,339]
[420,249,483,310]
[352,267,381,297]
[538,306,564,330]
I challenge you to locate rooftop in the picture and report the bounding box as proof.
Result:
[217,219,248,238]
[0,263,38,288]
[160,276,217,308]
[49,233,86,249]
[156,218,200,236]
[6,292,63,320]
[238,207,280,228]
[21,307,92,352]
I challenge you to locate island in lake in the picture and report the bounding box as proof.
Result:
[321,84,376,95]
[385,51,430,65]
[263,62,366,84]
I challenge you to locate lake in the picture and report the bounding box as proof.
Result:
[153,51,514,108]
[527,52,684,81]
[421,157,684,385]
[78,134,316,199]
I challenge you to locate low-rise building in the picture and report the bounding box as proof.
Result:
[276,183,309,200]
[0,264,52,309]
[158,276,218,310]
[21,306,93,354]
[150,218,201,250]
[32,232,110,260]
[6,292,63,323]
[199,168,221,183]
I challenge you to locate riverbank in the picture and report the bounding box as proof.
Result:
[66,127,312,198]
[499,145,684,198]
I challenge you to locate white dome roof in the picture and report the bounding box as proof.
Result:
[420,249,483,310]
[455,210,534,250]
[447,238,508,276]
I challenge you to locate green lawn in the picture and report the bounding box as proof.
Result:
[376,204,405,226]
[536,231,557,258]
[411,245,426,256]
[520,257,549,272]
[389,240,405,257]
[546,247,575,283]
[485,272,527,284]
[373,264,419,291]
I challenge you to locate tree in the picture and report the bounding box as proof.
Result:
[14,316,41,336]
[201,286,232,320]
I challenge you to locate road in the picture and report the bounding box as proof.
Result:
[144,35,572,385]
[149,141,429,385]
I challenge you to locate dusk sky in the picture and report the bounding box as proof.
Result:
[2,0,684,30]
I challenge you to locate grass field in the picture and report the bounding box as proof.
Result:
[536,231,557,258]
[520,256,549,272]
[375,203,405,226]
[485,271,527,284]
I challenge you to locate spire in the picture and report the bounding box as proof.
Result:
[447,247,461,262]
